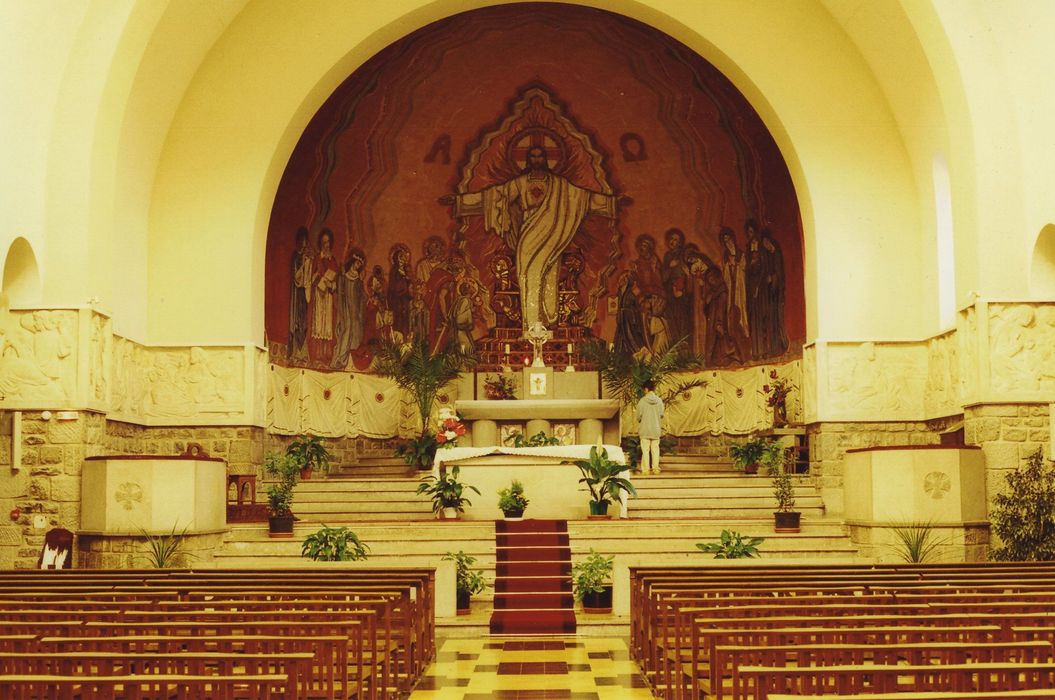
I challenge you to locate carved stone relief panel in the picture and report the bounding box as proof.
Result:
[923,331,961,418]
[0,307,78,406]
[988,302,1055,397]
[826,341,927,420]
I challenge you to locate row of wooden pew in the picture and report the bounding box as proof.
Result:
[629,562,1055,700]
[0,567,435,699]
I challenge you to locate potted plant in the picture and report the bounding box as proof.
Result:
[696,529,765,558]
[301,525,370,561]
[566,446,637,519]
[443,550,486,614]
[580,335,707,409]
[416,465,480,520]
[770,456,801,532]
[497,480,529,519]
[730,437,782,475]
[373,336,475,465]
[761,369,796,427]
[286,433,332,480]
[264,452,300,538]
[395,432,440,470]
[572,549,615,613]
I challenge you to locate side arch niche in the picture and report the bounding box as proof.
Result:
[2,237,41,306]
[1031,224,1055,297]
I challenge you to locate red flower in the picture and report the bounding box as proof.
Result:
[769,369,778,379]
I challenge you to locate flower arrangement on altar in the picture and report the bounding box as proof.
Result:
[484,373,518,400]
[761,369,795,427]
[435,414,468,448]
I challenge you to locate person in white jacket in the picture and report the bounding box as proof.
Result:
[636,380,665,475]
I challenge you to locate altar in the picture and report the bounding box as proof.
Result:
[454,399,621,447]
[434,444,631,520]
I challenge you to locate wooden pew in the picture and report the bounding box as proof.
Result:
[0,673,287,700]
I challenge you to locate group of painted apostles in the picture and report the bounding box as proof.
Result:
[285,219,788,370]
[615,221,789,366]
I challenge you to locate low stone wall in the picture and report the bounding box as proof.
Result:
[77,531,226,569]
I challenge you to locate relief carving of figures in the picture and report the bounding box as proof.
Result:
[0,309,76,402]
[1035,306,1055,392]
[89,313,109,403]
[110,337,137,417]
[989,303,1041,392]
[924,333,960,416]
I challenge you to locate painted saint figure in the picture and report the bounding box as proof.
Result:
[307,228,339,363]
[758,228,789,357]
[288,226,312,360]
[332,248,366,369]
[661,227,692,346]
[442,145,624,329]
[613,271,647,356]
[387,243,413,339]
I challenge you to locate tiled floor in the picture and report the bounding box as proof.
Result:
[409,637,656,699]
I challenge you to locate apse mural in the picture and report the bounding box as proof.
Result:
[265,4,805,371]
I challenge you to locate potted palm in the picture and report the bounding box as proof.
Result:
[286,434,331,480]
[572,549,615,613]
[566,446,637,519]
[497,480,529,520]
[443,550,486,614]
[264,452,300,538]
[580,335,706,409]
[373,336,475,468]
[770,456,801,532]
[416,465,480,520]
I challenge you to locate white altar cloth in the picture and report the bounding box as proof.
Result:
[434,443,626,469]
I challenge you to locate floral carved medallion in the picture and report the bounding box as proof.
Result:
[923,471,951,500]
[115,482,143,510]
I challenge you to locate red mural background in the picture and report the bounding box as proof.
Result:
[265,4,804,371]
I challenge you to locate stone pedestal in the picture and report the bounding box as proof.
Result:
[80,456,228,535]
[578,418,603,445]
[843,446,989,561]
[456,399,621,448]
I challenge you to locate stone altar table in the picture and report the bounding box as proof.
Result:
[454,399,621,447]
[433,444,631,520]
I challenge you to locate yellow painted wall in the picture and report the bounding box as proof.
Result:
[4,0,1053,349]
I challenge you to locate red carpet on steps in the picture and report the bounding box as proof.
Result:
[489,519,577,635]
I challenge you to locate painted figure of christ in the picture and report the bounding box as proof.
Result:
[443,145,622,330]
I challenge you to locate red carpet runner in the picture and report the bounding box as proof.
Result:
[489,519,577,635]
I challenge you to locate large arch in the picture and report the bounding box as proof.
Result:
[142,0,934,346]
[2,237,41,306]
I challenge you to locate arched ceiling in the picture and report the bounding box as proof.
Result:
[63,0,959,344]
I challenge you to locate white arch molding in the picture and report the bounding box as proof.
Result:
[2,237,41,306]
[1031,224,1055,297]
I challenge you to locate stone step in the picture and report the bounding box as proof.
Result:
[631,486,816,498]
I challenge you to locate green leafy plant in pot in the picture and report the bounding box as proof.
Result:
[416,465,480,520]
[566,446,637,518]
[301,525,369,561]
[264,452,301,538]
[769,454,801,532]
[697,529,765,558]
[730,437,782,475]
[443,550,486,614]
[497,480,529,519]
[286,433,332,480]
[572,549,615,613]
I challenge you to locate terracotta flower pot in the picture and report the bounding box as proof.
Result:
[268,515,295,538]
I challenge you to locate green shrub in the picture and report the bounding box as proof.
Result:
[990,449,1055,561]
[887,521,946,563]
[443,550,486,595]
[572,549,614,601]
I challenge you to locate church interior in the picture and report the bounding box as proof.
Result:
[3,1,1055,697]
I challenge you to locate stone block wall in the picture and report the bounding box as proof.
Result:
[77,531,226,569]
[964,403,1050,508]
[808,420,947,516]
[847,521,989,563]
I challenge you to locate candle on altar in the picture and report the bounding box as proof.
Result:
[504,343,511,354]
[567,343,573,353]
